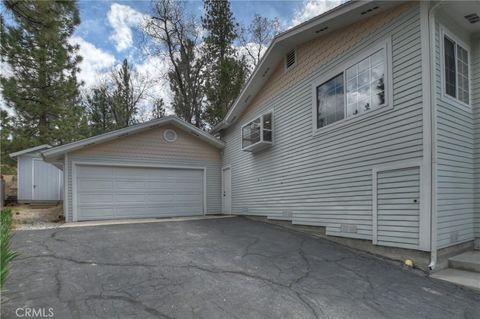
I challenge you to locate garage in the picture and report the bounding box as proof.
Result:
[75,165,205,221]
[42,116,224,222]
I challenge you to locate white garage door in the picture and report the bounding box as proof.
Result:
[75,165,204,221]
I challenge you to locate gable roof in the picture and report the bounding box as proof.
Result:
[9,144,52,159]
[212,0,403,133]
[42,116,225,162]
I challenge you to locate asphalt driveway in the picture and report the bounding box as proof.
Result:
[2,217,479,319]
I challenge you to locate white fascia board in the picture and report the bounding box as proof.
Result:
[42,116,224,161]
[9,144,52,159]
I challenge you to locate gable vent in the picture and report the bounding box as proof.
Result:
[285,49,296,69]
[465,13,479,24]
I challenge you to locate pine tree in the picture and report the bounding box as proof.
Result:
[151,98,166,119]
[110,59,148,129]
[0,0,85,146]
[84,83,115,135]
[202,0,247,127]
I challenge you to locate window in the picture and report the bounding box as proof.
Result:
[242,112,273,152]
[316,47,386,129]
[442,30,470,106]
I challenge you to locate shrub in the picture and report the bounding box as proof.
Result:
[1,208,18,289]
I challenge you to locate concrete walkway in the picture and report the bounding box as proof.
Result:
[2,217,479,319]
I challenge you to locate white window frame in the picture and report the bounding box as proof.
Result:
[439,25,471,111]
[311,38,393,136]
[241,110,274,152]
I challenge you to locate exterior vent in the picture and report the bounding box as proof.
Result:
[285,49,296,70]
[465,13,479,24]
[282,210,292,218]
[341,224,357,233]
[361,6,379,15]
[315,26,329,33]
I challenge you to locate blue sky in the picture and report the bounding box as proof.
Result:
[1,0,342,116]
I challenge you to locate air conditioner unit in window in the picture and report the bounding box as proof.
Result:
[241,112,273,152]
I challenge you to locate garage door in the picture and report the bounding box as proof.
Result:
[75,165,204,221]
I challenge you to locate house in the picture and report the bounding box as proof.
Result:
[212,0,479,269]
[10,145,63,203]
[41,0,479,272]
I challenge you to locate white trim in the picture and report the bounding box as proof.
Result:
[71,161,207,222]
[372,160,425,249]
[311,38,393,136]
[31,158,36,200]
[64,154,68,221]
[439,24,472,111]
[420,1,432,252]
[241,110,274,152]
[43,116,224,161]
[221,165,232,215]
[9,144,51,158]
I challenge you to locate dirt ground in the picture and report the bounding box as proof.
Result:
[9,204,64,228]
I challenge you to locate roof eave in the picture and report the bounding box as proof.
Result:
[214,0,403,133]
[42,116,224,161]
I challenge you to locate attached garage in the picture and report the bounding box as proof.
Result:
[42,116,224,222]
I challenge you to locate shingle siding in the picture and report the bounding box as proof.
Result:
[65,125,222,221]
[434,17,475,249]
[221,4,425,245]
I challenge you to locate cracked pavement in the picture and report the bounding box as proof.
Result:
[2,217,479,319]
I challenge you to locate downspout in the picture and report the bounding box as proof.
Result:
[427,0,443,271]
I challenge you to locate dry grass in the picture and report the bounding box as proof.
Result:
[10,204,64,226]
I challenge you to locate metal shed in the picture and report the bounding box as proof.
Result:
[10,145,63,203]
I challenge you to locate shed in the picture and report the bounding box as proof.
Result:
[10,145,63,203]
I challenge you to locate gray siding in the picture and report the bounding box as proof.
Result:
[17,155,33,201]
[434,17,475,249]
[377,167,420,249]
[221,5,425,245]
[473,33,480,239]
[65,156,221,222]
[17,153,63,202]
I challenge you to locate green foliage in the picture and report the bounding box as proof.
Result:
[84,83,115,135]
[202,0,247,127]
[151,98,166,119]
[0,0,85,147]
[111,59,147,129]
[0,208,18,290]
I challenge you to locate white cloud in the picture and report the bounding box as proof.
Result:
[107,3,146,52]
[289,0,344,28]
[70,36,116,89]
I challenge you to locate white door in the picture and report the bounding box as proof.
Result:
[222,167,231,214]
[75,165,204,221]
[32,159,62,201]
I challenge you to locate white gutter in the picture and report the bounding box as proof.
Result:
[427,0,443,271]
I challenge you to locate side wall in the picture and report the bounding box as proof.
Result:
[221,3,427,248]
[473,33,480,239]
[64,125,222,221]
[434,14,476,249]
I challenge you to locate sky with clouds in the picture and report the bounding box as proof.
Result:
[1,0,343,116]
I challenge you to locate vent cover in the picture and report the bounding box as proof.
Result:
[465,13,479,24]
[285,49,296,69]
[163,129,177,142]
